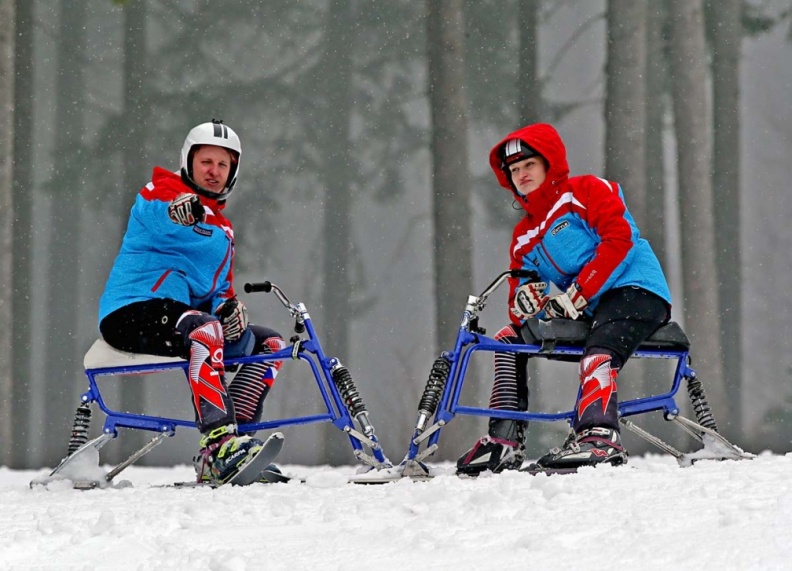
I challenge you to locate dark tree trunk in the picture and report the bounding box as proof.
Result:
[10,0,33,468]
[708,0,743,435]
[42,0,88,466]
[320,0,355,464]
[604,0,650,453]
[516,0,545,456]
[518,0,542,125]
[667,0,728,428]
[427,0,473,353]
[321,0,354,361]
[0,0,15,465]
[605,0,647,226]
[111,0,150,462]
[644,0,668,265]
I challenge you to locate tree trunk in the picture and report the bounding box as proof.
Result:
[321,0,353,362]
[667,0,728,429]
[320,0,355,464]
[427,0,473,353]
[518,0,542,125]
[517,0,545,456]
[644,0,668,265]
[605,0,650,453]
[112,0,149,463]
[0,0,15,465]
[10,0,33,469]
[605,0,647,226]
[42,0,88,466]
[708,0,743,436]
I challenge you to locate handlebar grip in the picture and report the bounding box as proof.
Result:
[294,322,305,334]
[244,282,272,293]
[510,269,540,281]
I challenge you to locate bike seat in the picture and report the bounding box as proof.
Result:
[83,339,184,370]
[519,318,690,358]
[84,329,256,370]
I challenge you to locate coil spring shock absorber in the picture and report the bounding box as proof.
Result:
[67,402,92,456]
[686,372,719,432]
[415,356,451,433]
[331,362,375,437]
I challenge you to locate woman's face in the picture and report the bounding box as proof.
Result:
[192,145,233,194]
[509,157,547,196]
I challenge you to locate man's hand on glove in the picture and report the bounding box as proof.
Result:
[215,297,249,342]
[511,281,549,320]
[544,282,588,320]
[168,193,205,226]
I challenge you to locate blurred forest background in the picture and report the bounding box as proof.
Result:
[1,0,791,470]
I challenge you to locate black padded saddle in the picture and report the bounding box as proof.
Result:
[518,318,690,359]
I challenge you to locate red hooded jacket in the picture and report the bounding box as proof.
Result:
[488,124,671,325]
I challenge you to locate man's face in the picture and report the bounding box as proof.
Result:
[192,145,233,194]
[509,156,547,196]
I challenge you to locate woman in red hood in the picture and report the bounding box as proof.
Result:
[457,123,672,475]
[98,120,287,485]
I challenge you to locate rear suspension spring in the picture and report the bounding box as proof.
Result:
[331,364,367,417]
[67,402,92,456]
[686,374,719,432]
[418,356,451,417]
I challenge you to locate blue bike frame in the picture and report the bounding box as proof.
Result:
[81,283,390,468]
[404,270,695,464]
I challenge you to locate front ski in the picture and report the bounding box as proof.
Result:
[225,432,285,486]
[144,433,285,489]
[258,467,302,484]
[519,464,579,476]
[169,432,285,488]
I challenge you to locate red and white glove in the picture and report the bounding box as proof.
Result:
[544,282,588,320]
[215,298,249,342]
[168,193,205,226]
[511,281,549,320]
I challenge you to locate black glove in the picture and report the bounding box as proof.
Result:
[215,298,249,342]
[168,193,205,226]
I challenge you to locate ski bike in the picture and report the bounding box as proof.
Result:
[398,269,751,479]
[33,281,392,489]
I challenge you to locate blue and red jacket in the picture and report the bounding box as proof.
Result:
[99,167,237,324]
[488,123,671,325]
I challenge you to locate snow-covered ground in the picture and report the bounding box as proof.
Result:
[2,453,792,571]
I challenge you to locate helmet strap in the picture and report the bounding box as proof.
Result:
[180,168,225,201]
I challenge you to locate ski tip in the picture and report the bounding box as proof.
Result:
[266,432,285,454]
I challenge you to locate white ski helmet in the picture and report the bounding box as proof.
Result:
[180,119,242,200]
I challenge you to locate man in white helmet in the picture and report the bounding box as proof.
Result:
[98,120,286,485]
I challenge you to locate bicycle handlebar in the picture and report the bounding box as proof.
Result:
[244,281,306,334]
[244,282,272,293]
[510,269,539,280]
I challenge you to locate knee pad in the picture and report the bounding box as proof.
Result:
[494,324,520,342]
[575,351,620,430]
[178,311,233,429]
[582,346,623,370]
[176,310,219,341]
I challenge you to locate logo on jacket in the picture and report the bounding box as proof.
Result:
[193,226,213,237]
[551,221,569,236]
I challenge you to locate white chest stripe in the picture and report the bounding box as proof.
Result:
[596,177,614,192]
[513,192,586,256]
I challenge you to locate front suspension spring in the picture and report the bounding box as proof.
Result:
[331,364,367,417]
[67,402,92,456]
[686,374,719,432]
[417,356,451,417]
